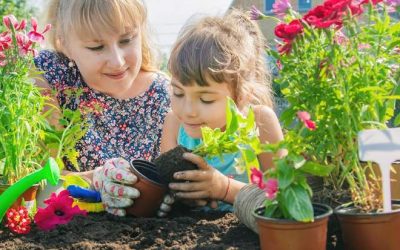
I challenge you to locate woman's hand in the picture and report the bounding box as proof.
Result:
[92,158,140,216]
[168,153,229,201]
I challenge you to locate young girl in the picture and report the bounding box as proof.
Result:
[158,10,284,214]
[35,0,170,216]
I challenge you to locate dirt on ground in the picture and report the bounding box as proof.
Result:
[0,208,260,250]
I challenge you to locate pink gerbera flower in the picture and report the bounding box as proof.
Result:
[34,190,87,231]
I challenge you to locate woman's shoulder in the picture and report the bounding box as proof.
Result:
[34,50,68,69]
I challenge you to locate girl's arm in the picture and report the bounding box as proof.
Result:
[254,105,285,171]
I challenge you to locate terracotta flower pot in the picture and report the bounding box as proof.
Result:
[0,183,39,211]
[125,160,167,217]
[334,200,400,250]
[253,203,332,250]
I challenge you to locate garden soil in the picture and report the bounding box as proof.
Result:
[0,204,342,250]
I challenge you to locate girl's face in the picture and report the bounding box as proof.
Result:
[171,78,233,138]
[63,27,142,99]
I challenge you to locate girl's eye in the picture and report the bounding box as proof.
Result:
[86,45,104,51]
[200,99,215,104]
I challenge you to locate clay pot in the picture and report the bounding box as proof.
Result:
[334,200,400,250]
[0,183,39,211]
[253,203,332,250]
[125,160,167,217]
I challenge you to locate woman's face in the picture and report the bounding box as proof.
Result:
[63,26,142,99]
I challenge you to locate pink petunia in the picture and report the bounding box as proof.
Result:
[297,111,316,130]
[272,0,292,18]
[263,179,279,200]
[34,190,87,231]
[250,167,266,189]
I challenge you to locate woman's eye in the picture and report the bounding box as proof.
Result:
[200,99,215,104]
[120,38,132,44]
[173,92,184,98]
[86,45,104,51]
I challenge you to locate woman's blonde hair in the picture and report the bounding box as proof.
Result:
[168,9,273,107]
[46,0,157,71]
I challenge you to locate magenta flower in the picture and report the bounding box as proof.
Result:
[3,15,26,31]
[273,0,292,18]
[264,179,279,200]
[34,190,87,231]
[250,167,266,189]
[297,111,316,130]
[27,17,51,43]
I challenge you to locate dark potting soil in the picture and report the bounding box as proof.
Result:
[154,146,198,185]
[0,207,259,250]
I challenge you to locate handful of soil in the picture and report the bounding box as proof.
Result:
[153,146,198,185]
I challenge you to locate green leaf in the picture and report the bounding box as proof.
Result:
[277,160,294,189]
[300,162,335,177]
[282,184,314,222]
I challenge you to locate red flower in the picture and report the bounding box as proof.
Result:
[297,111,316,130]
[274,20,303,40]
[277,39,293,55]
[304,5,343,29]
[5,206,31,234]
[27,17,51,43]
[264,179,278,200]
[34,190,87,231]
[361,0,384,4]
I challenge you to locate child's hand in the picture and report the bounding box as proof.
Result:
[168,153,229,201]
[92,158,140,216]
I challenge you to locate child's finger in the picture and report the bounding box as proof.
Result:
[175,191,208,199]
[173,169,209,181]
[102,193,133,208]
[169,180,205,192]
[105,206,126,217]
[183,153,211,170]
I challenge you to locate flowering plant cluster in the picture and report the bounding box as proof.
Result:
[4,190,87,234]
[250,112,333,222]
[0,15,91,184]
[252,0,400,211]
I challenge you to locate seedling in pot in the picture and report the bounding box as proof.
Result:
[154,97,266,185]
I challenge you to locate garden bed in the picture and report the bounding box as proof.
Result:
[0,203,345,249]
[0,208,259,249]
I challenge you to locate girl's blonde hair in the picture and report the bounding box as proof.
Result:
[46,0,157,71]
[168,9,273,107]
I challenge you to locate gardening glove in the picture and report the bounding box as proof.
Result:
[93,158,140,216]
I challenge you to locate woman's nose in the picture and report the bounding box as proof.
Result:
[107,46,125,68]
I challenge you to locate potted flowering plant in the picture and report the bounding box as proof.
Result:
[233,111,333,250]
[0,15,87,209]
[251,0,400,249]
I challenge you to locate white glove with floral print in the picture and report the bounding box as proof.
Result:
[93,158,140,216]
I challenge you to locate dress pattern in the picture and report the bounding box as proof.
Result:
[35,50,171,171]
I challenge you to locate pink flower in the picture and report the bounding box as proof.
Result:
[34,190,87,231]
[272,0,292,18]
[385,0,400,6]
[250,5,265,20]
[250,167,265,189]
[27,17,51,43]
[297,111,316,130]
[0,31,11,51]
[264,179,278,200]
[3,15,26,31]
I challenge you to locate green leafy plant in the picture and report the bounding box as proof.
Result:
[0,15,87,184]
[254,0,400,211]
[250,112,334,222]
[193,97,265,179]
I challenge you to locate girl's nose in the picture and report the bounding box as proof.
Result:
[183,100,198,117]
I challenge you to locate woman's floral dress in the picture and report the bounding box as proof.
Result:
[35,50,170,171]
